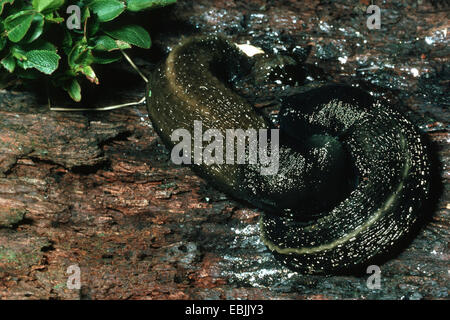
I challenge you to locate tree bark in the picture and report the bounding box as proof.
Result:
[0,0,448,299]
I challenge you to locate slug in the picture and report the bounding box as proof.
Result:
[146,36,431,274]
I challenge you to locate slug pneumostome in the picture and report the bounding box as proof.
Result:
[146,35,431,274]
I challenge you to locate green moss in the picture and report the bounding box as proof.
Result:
[0,247,18,263]
[0,208,26,227]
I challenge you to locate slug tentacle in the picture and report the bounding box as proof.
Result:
[146,36,431,274]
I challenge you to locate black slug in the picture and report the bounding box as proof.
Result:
[146,36,431,274]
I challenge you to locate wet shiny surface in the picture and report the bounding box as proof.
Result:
[146,0,448,297]
[0,0,447,299]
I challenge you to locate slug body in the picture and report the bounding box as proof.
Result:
[147,36,431,274]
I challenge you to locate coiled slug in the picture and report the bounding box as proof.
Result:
[146,36,431,274]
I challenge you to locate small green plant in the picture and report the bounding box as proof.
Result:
[0,0,175,101]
